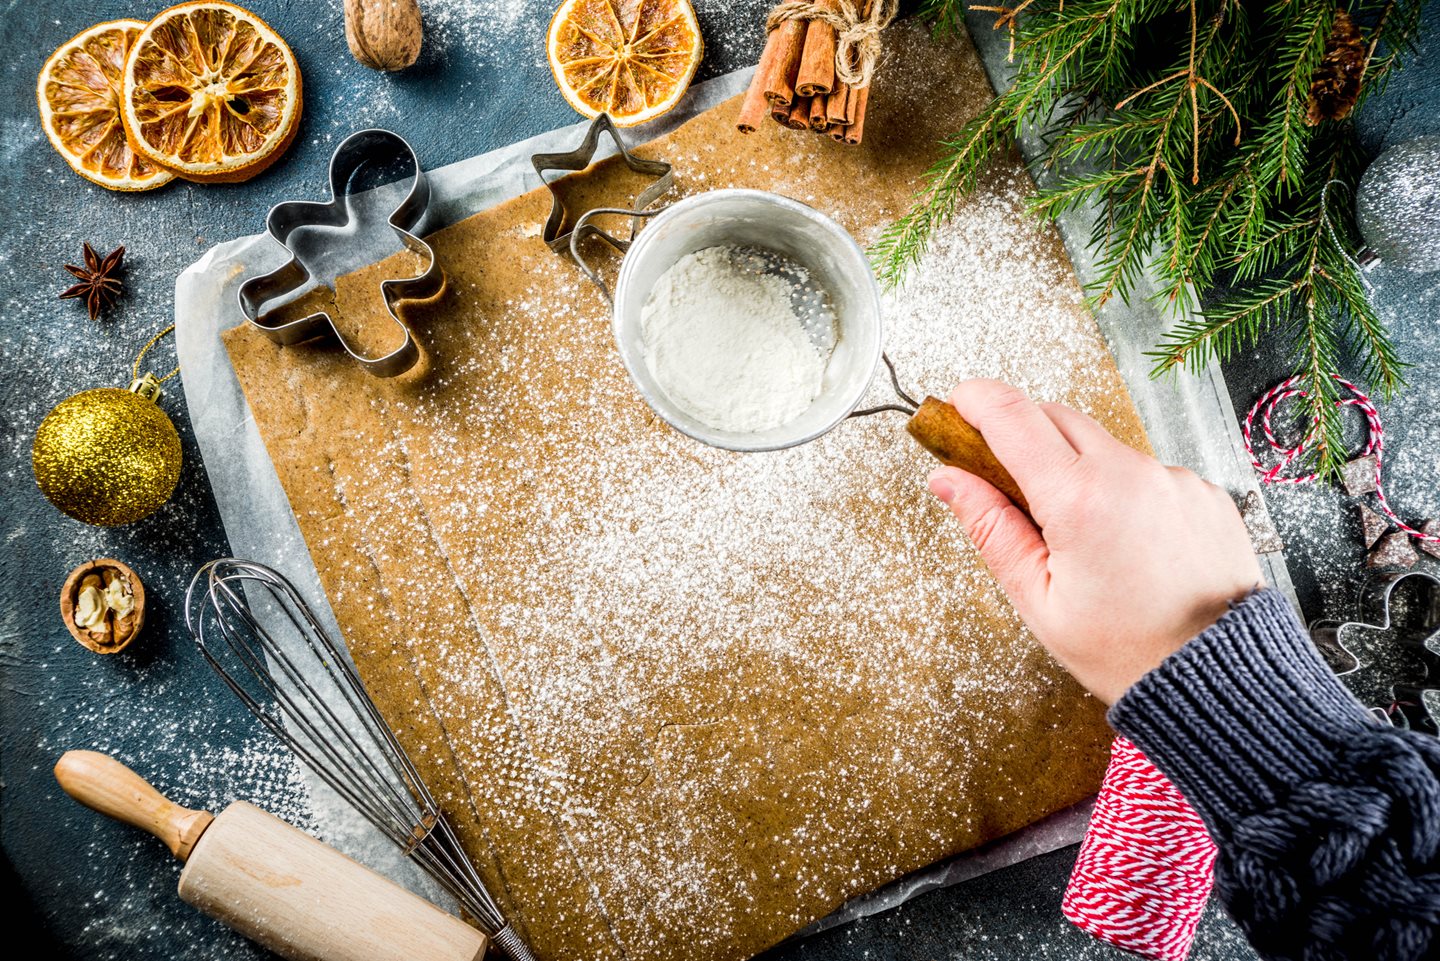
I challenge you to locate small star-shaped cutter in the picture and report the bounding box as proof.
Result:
[237,129,443,378]
[1311,571,1440,735]
[531,113,674,256]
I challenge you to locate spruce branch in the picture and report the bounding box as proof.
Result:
[1150,277,1301,373]
[917,0,971,37]
[893,0,1423,477]
[1261,3,1333,186]
[872,107,1013,287]
[1291,291,1347,476]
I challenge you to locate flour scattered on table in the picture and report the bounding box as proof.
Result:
[399,0,540,58]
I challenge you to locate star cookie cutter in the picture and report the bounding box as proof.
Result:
[1311,571,1440,735]
[237,129,443,378]
[531,113,674,256]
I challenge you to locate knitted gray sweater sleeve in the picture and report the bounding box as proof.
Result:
[1107,588,1440,961]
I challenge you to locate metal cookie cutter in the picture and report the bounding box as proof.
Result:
[532,113,674,255]
[237,129,442,378]
[1311,571,1440,735]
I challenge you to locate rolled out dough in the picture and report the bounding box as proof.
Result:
[222,20,1150,961]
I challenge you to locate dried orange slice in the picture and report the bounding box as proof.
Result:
[37,21,175,191]
[121,1,303,183]
[547,0,703,127]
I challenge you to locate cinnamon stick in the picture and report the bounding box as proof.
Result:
[840,83,870,145]
[794,0,838,97]
[808,94,829,131]
[825,82,851,126]
[831,0,875,144]
[763,18,807,108]
[785,96,813,130]
[739,18,791,130]
[737,66,772,133]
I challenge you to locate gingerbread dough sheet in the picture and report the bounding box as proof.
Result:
[223,21,1149,961]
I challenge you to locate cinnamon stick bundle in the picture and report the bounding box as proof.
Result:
[736,0,882,145]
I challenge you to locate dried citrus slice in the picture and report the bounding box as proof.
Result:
[37,21,175,191]
[121,1,303,183]
[547,0,703,127]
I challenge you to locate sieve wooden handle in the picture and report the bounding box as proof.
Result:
[54,750,214,861]
[906,396,1031,517]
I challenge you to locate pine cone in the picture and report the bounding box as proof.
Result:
[1306,11,1368,126]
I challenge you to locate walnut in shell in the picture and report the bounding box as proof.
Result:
[344,0,423,71]
[61,559,145,654]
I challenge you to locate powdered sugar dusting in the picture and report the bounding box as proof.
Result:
[230,174,1123,961]
[222,22,1133,958]
[876,175,1114,410]
[417,0,541,57]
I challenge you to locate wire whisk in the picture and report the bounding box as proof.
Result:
[185,558,536,961]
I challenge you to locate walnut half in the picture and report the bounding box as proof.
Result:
[60,559,145,654]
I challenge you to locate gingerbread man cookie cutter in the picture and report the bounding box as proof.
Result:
[237,129,443,378]
[1312,571,1440,735]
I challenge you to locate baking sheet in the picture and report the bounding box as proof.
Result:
[175,62,1288,933]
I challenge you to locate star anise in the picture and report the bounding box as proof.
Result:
[59,243,125,320]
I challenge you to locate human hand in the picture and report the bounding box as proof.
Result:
[926,380,1263,705]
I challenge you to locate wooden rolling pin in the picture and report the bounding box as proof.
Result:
[55,751,487,961]
[906,396,1031,516]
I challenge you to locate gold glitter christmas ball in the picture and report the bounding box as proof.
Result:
[32,381,182,526]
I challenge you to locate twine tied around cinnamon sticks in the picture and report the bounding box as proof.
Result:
[736,0,898,145]
[766,0,897,89]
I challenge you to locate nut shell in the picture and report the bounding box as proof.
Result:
[344,0,423,71]
[60,558,145,654]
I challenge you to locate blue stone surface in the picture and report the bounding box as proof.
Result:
[1,3,1434,959]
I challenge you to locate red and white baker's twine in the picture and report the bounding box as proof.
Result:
[1243,374,1438,544]
[1064,737,1218,961]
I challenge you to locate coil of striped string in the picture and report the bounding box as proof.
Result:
[1243,374,1439,546]
[1063,736,1218,961]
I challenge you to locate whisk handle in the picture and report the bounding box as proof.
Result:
[55,750,214,861]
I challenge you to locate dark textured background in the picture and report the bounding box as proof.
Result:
[1,1,1435,959]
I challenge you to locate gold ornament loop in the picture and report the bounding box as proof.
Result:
[132,323,180,385]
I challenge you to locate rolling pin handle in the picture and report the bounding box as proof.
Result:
[905,396,1032,518]
[54,750,214,861]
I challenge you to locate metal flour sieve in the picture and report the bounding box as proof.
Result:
[571,187,1030,509]
[574,189,883,452]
